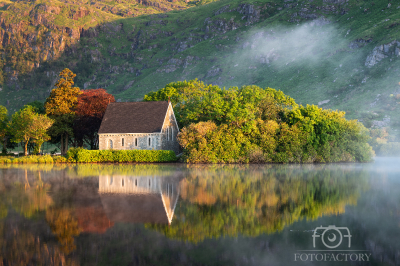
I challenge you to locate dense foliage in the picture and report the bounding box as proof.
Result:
[66,148,177,163]
[8,105,54,156]
[73,89,115,149]
[145,80,374,163]
[45,69,82,155]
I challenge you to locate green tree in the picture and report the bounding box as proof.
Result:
[45,69,81,155]
[29,114,54,154]
[26,101,45,114]
[8,106,54,156]
[8,106,36,156]
[0,105,8,154]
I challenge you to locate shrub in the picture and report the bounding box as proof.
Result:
[53,156,67,163]
[0,157,12,164]
[248,147,265,163]
[66,148,177,163]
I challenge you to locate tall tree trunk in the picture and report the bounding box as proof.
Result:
[77,139,83,148]
[64,133,68,155]
[60,134,64,155]
[24,141,28,156]
[2,137,6,154]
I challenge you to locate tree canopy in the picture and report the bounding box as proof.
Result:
[45,69,81,116]
[75,88,115,118]
[45,68,81,155]
[8,105,54,155]
[144,80,374,163]
[73,89,115,149]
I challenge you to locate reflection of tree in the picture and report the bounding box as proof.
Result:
[7,170,53,218]
[148,165,368,243]
[0,221,79,265]
[0,182,7,219]
[46,208,81,254]
[1,168,81,254]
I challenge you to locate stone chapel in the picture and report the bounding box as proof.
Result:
[98,101,180,154]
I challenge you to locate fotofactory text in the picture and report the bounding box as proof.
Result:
[294,225,372,262]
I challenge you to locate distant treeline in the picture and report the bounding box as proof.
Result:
[144,79,374,163]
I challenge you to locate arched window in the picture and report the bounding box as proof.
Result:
[121,138,124,147]
[135,138,138,147]
[135,179,137,187]
[166,128,169,141]
[122,179,125,187]
[171,127,173,140]
[109,139,113,149]
[148,137,151,147]
[148,179,151,188]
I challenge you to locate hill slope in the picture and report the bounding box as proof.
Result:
[0,0,191,89]
[2,0,400,133]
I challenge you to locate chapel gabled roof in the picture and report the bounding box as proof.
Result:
[98,101,169,134]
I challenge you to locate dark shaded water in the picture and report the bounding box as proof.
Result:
[0,158,399,265]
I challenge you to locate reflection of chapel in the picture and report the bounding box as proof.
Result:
[98,101,180,154]
[98,175,181,224]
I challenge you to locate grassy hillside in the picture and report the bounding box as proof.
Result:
[2,0,400,134]
[0,0,191,91]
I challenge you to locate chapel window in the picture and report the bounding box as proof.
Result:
[167,128,169,141]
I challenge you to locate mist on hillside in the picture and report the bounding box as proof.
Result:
[233,19,347,71]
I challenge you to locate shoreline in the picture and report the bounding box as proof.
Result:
[0,155,379,165]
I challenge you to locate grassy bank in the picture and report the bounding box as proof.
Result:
[0,149,178,164]
[0,155,67,164]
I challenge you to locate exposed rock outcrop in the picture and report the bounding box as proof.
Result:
[365,40,400,67]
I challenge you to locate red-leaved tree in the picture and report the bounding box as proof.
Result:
[73,89,115,149]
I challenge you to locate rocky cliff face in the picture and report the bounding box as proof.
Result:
[0,0,190,92]
[365,41,400,68]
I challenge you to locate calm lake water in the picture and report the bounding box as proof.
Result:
[0,158,399,266]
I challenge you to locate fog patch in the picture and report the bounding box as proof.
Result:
[234,20,345,69]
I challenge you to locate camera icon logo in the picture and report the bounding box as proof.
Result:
[312,225,352,249]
